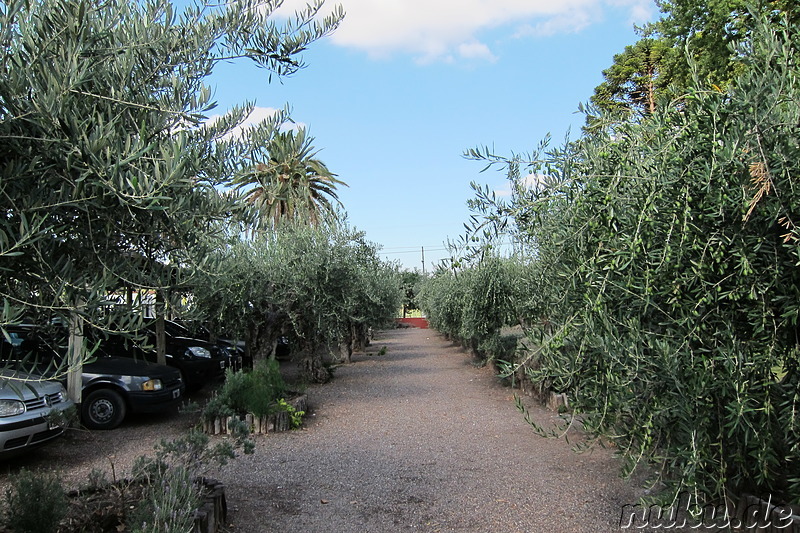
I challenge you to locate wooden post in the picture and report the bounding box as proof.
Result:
[155,290,166,366]
[66,304,84,405]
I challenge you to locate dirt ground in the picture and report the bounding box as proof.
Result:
[2,328,664,532]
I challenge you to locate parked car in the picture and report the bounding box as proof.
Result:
[91,320,232,390]
[77,355,183,430]
[166,320,244,371]
[173,319,291,369]
[1,325,184,430]
[0,370,74,458]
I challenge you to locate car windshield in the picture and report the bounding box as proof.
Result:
[164,321,190,337]
[1,327,63,374]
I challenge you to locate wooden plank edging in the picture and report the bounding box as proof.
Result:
[203,394,308,435]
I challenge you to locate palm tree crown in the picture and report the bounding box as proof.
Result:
[235,128,347,228]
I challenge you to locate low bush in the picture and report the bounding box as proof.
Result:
[4,468,67,533]
[0,423,254,532]
[128,429,253,533]
[203,359,289,421]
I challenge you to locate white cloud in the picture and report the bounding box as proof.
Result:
[207,106,280,139]
[272,0,656,62]
[495,173,545,197]
[458,41,498,62]
[241,106,281,127]
[606,0,655,26]
[280,120,307,132]
[513,9,595,38]
[207,106,290,140]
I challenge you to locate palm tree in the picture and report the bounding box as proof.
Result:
[235,128,347,228]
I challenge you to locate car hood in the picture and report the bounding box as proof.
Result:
[168,336,215,348]
[0,370,65,400]
[83,356,180,380]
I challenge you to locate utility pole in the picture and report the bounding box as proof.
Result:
[421,246,426,275]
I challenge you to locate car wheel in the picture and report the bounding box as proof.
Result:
[82,389,127,430]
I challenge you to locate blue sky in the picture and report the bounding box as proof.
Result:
[209,0,658,271]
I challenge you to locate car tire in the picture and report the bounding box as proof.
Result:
[82,389,127,430]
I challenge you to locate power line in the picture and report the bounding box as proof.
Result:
[380,247,449,255]
[380,240,520,255]
[380,245,447,251]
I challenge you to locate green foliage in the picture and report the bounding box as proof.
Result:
[43,404,77,430]
[590,37,673,120]
[2,430,253,533]
[459,257,516,353]
[275,398,305,429]
[441,13,800,509]
[4,468,67,533]
[133,428,254,480]
[653,0,749,90]
[234,127,348,229]
[203,360,287,420]
[419,256,519,360]
[400,270,423,315]
[0,0,391,390]
[129,428,253,532]
[191,221,402,382]
[418,269,465,340]
[129,466,199,533]
[0,0,343,382]
[590,1,800,120]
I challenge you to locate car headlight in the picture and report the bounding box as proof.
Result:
[186,346,211,359]
[141,379,163,391]
[125,376,164,391]
[0,399,25,417]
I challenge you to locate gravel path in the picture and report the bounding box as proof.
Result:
[2,327,656,532]
[220,328,649,532]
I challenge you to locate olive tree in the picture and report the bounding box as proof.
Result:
[457,14,800,508]
[190,222,401,383]
[0,0,343,399]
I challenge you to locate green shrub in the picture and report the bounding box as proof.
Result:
[478,333,520,364]
[128,428,253,532]
[451,15,800,509]
[203,359,287,420]
[5,468,67,533]
[275,398,304,429]
[128,466,199,533]
[420,257,520,362]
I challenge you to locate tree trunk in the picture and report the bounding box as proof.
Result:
[337,342,352,364]
[268,337,279,360]
[335,324,353,363]
[250,310,283,364]
[206,319,219,344]
[155,290,167,366]
[245,323,256,368]
[647,63,656,115]
[352,323,370,353]
[66,306,84,405]
[255,328,274,361]
[251,324,277,363]
[298,347,330,383]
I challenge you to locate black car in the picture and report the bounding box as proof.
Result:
[92,320,231,390]
[167,320,244,371]
[1,325,184,430]
[77,355,184,430]
[174,320,291,369]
